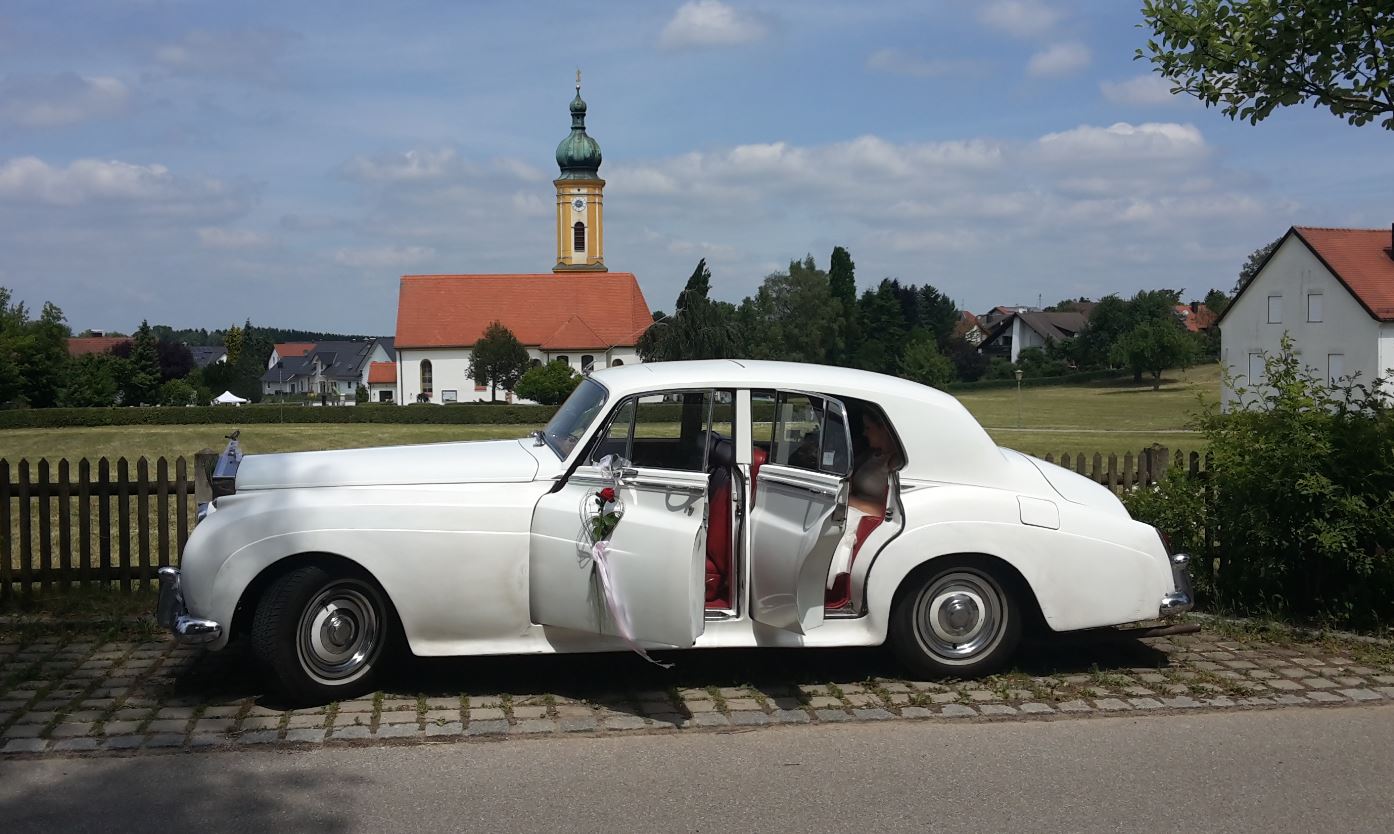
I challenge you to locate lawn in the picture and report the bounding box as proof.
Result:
[0,364,1221,464]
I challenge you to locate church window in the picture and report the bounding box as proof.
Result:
[611,359,624,366]
[581,355,595,372]
[555,355,570,367]
[573,222,586,252]
[420,359,433,395]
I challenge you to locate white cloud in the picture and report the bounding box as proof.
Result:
[341,148,460,183]
[152,28,299,83]
[0,156,249,219]
[865,48,978,78]
[333,245,436,269]
[1036,122,1207,164]
[197,227,271,249]
[1100,74,1178,106]
[660,1,767,49]
[1027,42,1091,77]
[978,0,1060,38]
[0,73,130,128]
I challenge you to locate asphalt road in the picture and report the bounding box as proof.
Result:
[3,705,1391,834]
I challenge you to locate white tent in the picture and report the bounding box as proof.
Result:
[213,390,248,406]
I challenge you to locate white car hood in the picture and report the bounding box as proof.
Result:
[235,439,541,490]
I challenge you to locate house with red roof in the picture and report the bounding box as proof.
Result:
[1220,225,1394,408]
[390,80,654,404]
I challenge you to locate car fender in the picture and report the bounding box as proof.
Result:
[858,484,1171,634]
[178,483,550,652]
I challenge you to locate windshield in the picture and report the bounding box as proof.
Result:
[541,378,608,459]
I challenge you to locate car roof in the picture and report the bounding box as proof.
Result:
[590,359,957,407]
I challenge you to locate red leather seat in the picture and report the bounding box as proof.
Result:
[705,446,766,610]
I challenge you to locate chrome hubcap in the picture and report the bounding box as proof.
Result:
[913,571,1004,662]
[297,581,381,684]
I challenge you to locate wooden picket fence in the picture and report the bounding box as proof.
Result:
[0,446,1205,596]
[0,451,217,598]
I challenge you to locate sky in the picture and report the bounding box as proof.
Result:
[1,0,1391,337]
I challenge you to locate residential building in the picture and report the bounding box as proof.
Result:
[980,309,1088,363]
[391,78,652,404]
[188,346,227,368]
[954,311,989,346]
[1219,225,1394,408]
[66,336,130,357]
[267,342,314,369]
[366,362,397,403]
[261,338,394,403]
[1174,302,1218,334]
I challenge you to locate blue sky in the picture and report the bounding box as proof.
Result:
[1,0,1390,335]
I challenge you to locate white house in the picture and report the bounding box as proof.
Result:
[981,309,1088,363]
[393,273,650,404]
[262,338,395,403]
[1219,225,1394,409]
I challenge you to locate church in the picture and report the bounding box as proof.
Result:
[392,78,653,404]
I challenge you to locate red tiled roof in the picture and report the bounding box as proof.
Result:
[395,273,653,350]
[1174,304,1218,333]
[367,361,397,384]
[274,342,315,359]
[66,337,130,357]
[1292,227,1394,320]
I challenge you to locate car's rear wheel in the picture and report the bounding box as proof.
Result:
[251,563,398,705]
[889,558,1022,678]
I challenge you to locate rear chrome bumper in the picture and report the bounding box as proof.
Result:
[156,567,223,644]
[1159,552,1194,617]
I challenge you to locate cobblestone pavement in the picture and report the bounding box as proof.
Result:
[2,624,1392,757]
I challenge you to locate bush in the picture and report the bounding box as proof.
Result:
[1126,336,1394,629]
[158,378,198,407]
[514,362,582,405]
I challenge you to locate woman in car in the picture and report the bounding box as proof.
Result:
[827,406,900,589]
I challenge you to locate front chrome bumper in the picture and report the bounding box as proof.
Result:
[1159,552,1194,617]
[156,567,223,644]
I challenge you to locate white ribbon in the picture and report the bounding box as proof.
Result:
[585,454,673,668]
[590,540,673,669]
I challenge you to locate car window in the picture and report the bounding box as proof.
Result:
[591,390,718,472]
[542,378,608,458]
[753,390,851,476]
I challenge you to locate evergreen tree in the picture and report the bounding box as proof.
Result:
[223,325,245,366]
[468,321,530,402]
[828,246,859,362]
[638,260,743,362]
[852,280,909,374]
[59,354,121,407]
[122,320,163,405]
[1204,288,1230,319]
[915,284,960,350]
[736,257,841,363]
[19,302,70,407]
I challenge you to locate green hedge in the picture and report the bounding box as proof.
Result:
[0,404,562,429]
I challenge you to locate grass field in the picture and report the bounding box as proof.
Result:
[0,364,1220,463]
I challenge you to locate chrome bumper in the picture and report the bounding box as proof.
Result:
[1159,552,1194,617]
[156,567,223,644]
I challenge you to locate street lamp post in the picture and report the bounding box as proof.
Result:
[1014,368,1024,429]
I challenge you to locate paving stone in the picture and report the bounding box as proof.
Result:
[723,698,763,711]
[729,711,771,727]
[236,731,283,746]
[49,723,95,738]
[103,735,145,750]
[201,706,244,719]
[50,737,100,752]
[1056,700,1092,713]
[1333,676,1368,687]
[966,690,1000,703]
[1372,675,1394,685]
[286,714,328,729]
[469,707,506,721]
[1339,688,1382,702]
[898,706,934,719]
[512,705,551,720]
[1307,691,1345,703]
[1128,698,1164,710]
[1018,702,1055,714]
[1302,677,1337,689]
[1092,698,1132,711]
[685,699,721,713]
[554,705,595,718]
[1377,687,1394,698]
[685,713,731,728]
[559,716,599,732]
[771,709,810,724]
[465,720,508,736]
[1204,696,1236,707]
[186,735,223,749]
[979,704,1017,716]
[422,710,459,723]
[66,710,105,722]
[511,719,556,734]
[423,722,463,737]
[804,696,843,709]
[338,699,377,713]
[929,692,959,705]
[2,738,49,754]
[144,719,188,734]
[332,725,372,740]
[144,734,185,749]
[1161,696,1203,709]
[2,725,44,739]
[939,704,977,718]
[192,719,234,734]
[1266,679,1304,691]
[601,714,649,731]
[14,710,55,724]
[238,716,283,732]
[373,724,419,739]
[155,706,197,719]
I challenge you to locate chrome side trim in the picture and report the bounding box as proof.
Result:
[757,470,842,496]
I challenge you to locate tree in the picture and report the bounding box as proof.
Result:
[20,302,70,408]
[915,284,960,350]
[158,378,198,407]
[355,383,370,404]
[122,321,163,405]
[827,246,859,361]
[1140,1,1394,129]
[468,321,529,402]
[947,340,989,383]
[223,324,245,366]
[638,260,743,362]
[1109,319,1197,390]
[899,333,953,387]
[1234,236,1282,294]
[515,361,582,405]
[1204,288,1230,318]
[850,279,910,374]
[737,257,841,363]
[59,354,120,407]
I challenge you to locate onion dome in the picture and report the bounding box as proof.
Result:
[556,76,602,179]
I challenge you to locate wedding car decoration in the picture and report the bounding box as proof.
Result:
[157,360,1193,704]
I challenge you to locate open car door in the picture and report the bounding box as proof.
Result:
[529,390,721,649]
[748,391,853,634]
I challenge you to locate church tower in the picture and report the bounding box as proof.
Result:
[553,72,606,272]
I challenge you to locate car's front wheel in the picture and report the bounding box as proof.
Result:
[251,563,398,705]
[889,558,1022,678]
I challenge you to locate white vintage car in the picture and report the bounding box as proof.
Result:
[157,360,1192,703]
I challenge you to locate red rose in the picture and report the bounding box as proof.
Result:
[598,487,617,503]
